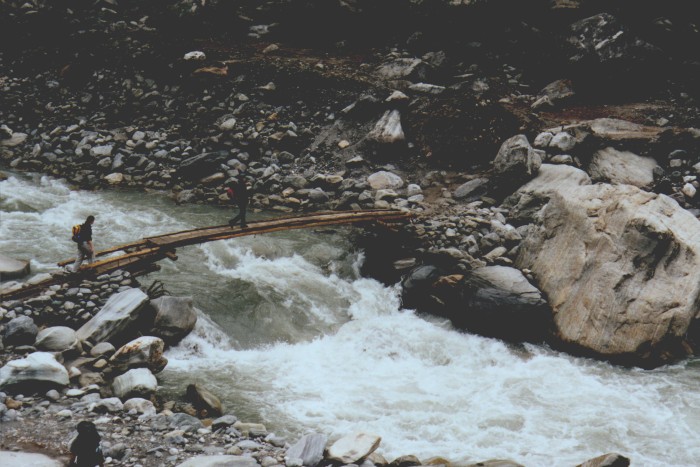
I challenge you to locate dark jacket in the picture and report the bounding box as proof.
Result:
[80,222,93,242]
[228,180,249,206]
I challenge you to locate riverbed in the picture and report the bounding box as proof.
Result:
[2,171,699,465]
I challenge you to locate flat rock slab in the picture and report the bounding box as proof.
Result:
[0,451,62,466]
[0,253,30,281]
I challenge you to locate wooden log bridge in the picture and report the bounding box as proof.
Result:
[1,209,412,301]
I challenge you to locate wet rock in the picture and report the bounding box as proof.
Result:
[0,352,70,391]
[186,383,223,417]
[465,461,524,467]
[454,266,549,342]
[327,432,381,464]
[149,296,197,345]
[390,455,421,467]
[577,453,630,467]
[233,421,267,437]
[112,368,157,399]
[0,254,30,281]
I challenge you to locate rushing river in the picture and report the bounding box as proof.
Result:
[1,171,699,466]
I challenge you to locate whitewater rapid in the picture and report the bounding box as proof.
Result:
[2,172,699,465]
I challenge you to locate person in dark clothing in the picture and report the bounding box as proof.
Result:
[70,215,95,272]
[226,174,249,228]
[68,421,104,467]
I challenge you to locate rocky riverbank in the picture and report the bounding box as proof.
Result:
[2,0,700,465]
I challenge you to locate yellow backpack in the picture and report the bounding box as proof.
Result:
[71,224,82,242]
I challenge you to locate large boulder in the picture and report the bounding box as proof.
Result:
[0,254,30,281]
[112,368,158,399]
[285,433,328,466]
[150,296,197,345]
[110,336,168,374]
[515,178,700,366]
[0,352,69,391]
[588,147,658,188]
[3,316,38,346]
[76,288,149,345]
[326,432,381,464]
[34,326,79,352]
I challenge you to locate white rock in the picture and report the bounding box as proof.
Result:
[326,432,381,464]
[0,352,69,389]
[550,131,576,152]
[123,397,156,415]
[682,183,697,198]
[406,184,422,197]
[184,51,206,61]
[367,171,404,190]
[90,145,113,157]
[76,288,149,345]
[35,326,78,352]
[0,132,27,147]
[286,433,327,466]
[533,132,554,148]
[588,147,658,188]
[368,110,405,144]
[219,118,237,131]
[104,173,124,185]
[112,368,157,400]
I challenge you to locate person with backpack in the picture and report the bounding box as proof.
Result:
[68,420,104,467]
[226,173,249,229]
[70,215,95,273]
